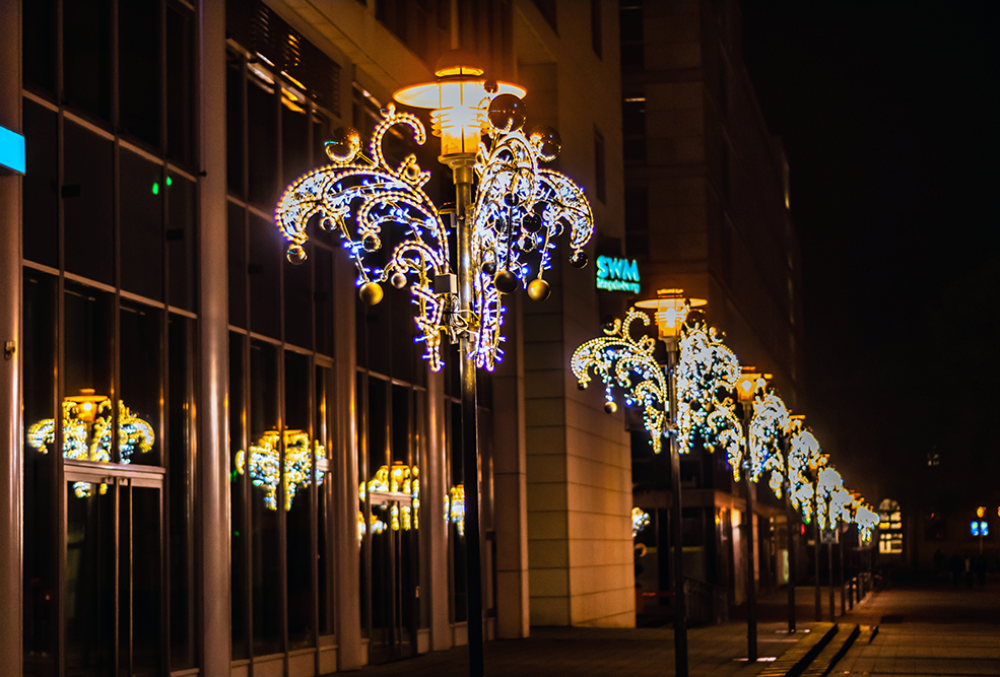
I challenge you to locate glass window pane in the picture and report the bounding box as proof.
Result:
[249,340,281,656]
[22,0,57,95]
[249,214,281,339]
[167,2,196,164]
[316,366,335,635]
[281,102,309,191]
[120,149,165,301]
[168,315,196,669]
[449,400,466,622]
[226,51,245,197]
[285,352,314,648]
[167,173,196,311]
[22,270,58,671]
[130,486,163,675]
[247,73,278,208]
[119,0,162,149]
[63,281,114,461]
[314,246,334,357]
[63,0,112,122]
[229,333,250,660]
[119,301,162,467]
[368,377,388,473]
[64,121,114,285]
[22,98,59,268]
[228,204,246,329]
[283,248,313,350]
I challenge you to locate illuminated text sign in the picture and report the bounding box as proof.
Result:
[596,256,640,293]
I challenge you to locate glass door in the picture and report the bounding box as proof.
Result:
[65,464,164,677]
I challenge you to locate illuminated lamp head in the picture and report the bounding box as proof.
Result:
[634,288,706,343]
[977,506,986,519]
[393,49,526,161]
[735,367,770,404]
[66,388,108,423]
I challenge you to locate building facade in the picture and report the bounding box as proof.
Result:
[1,1,630,676]
[619,0,806,620]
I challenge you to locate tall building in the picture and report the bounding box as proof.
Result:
[0,1,631,676]
[619,0,805,619]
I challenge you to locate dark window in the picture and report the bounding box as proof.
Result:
[63,0,112,123]
[229,333,250,660]
[594,129,606,203]
[591,0,603,58]
[167,2,196,164]
[228,203,247,329]
[167,173,197,311]
[314,246,334,357]
[283,241,313,350]
[625,187,649,258]
[22,0,57,96]
[226,51,246,198]
[285,351,315,649]
[119,0,162,150]
[249,339,281,656]
[248,213,282,340]
[247,71,279,208]
[22,98,59,268]
[620,0,644,70]
[64,122,114,286]
[623,96,646,163]
[168,314,197,669]
[119,301,162,467]
[120,149,165,301]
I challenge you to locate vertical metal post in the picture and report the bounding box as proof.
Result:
[742,409,757,663]
[813,488,821,622]
[664,347,688,677]
[827,541,834,621]
[453,162,484,677]
[197,2,232,675]
[839,536,846,616]
[785,491,796,633]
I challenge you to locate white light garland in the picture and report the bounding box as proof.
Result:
[571,308,668,453]
[275,104,594,373]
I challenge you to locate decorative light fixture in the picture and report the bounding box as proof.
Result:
[446,484,466,537]
[358,462,420,532]
[275,50,595,677]
[787,426,826,524]
[855,505,878,543]
[235,429,325,511]
[675,315,742,463]
[634,288,706,342]
[572,307,668,452]
[28,390,155,498]
[632,507,651,538]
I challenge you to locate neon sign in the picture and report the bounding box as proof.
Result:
[596,256,640,293]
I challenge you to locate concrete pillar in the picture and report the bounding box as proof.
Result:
[333,252,363,670]
[197,2,231,675]
[0,1,23,673]
[493,295,529,638]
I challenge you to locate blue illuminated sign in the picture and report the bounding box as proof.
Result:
[0,125,25,175]
[596,256,640,293]
[971,521,980,536]
[971,520,989,536]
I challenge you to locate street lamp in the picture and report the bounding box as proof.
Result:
[784,422,827,622]
[750,392,799,634]
[572,289,740,677]
[734,366,771,662]
[275,50,596,677]
[816,467,848,621]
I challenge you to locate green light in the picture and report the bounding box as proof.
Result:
[166,176,172,186]
[152,182,160,195]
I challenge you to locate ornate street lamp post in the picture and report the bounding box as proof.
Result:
[734,367,770,663]
[275,51,595,677]
[572,290,742,677]
[785,422,827,622]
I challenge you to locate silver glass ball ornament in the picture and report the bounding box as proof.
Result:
[286,244,307,265]
[494,269,520,294]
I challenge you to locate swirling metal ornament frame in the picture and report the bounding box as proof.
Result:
[571,308,669,454]
[275,103,594,373]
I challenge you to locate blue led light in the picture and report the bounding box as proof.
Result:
[0,125,26,174]
[970,520,980,537]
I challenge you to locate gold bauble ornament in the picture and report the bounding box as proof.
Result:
[527,278,551,302]
[359,281,384,306]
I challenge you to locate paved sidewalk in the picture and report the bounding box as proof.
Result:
[347,620,832,676]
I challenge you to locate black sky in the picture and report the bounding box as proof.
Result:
[739,2,1000,508]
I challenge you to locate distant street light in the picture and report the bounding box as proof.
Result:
[735,367,771,662]
[573,289,741,677]
[785,424,827,621]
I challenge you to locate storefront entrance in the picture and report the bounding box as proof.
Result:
[64,462,164,677]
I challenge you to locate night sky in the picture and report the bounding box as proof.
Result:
[740,3,1000,510]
